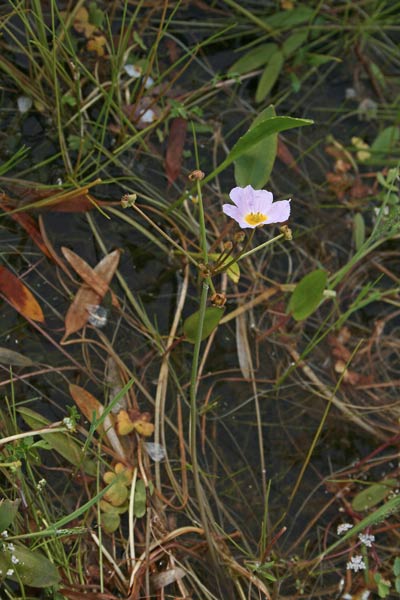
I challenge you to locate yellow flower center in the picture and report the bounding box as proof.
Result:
[244,212,267,226]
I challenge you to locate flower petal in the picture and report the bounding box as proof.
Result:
[266,199,291,223]
[222,203,241,221]
[222,203,254,228]
[229,186,246,207]
[252,189,274,213]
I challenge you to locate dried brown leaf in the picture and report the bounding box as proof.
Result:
[277,137,301,174]
[62,247,120,308]
[61,249,120,342]
[0,266,44,322]
[165,117,187,186]
[0,199,52,259]
[69,383,104,425]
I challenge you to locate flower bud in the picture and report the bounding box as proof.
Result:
[223,241,233,251]
[198,263,211,278]
[121,193,137,208]
[211,292,226,307]
[188,169,205,181]
[233,231,246,243]
[280,225,293,240]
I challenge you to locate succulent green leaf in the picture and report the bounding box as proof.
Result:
[183,306,225,343]
[287,269,327,321]
[352,479,397,512]
[134,479,147,518]
[104,482,129,507]
[102,511,121,534]
[234,105,277,189]
[0,499,20,531]
[353,213,365,251]
[0,544,60,587]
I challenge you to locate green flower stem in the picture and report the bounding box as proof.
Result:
[361,545,369,585]
[213,229,255,275]
[238,232,284,262]
[131,203,200,268]
[189,281,218,562]
[207,276,216,294]
[196,178,209,265]
[189,127,218,563]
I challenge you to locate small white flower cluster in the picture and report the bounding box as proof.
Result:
[37,478,47,491]
[347,555,366,572]
[337,523,353,535]
[0,532,20,578]
[63,417,75,431]
[358,533,375,547]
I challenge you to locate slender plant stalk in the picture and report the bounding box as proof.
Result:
[189,126,219,565]
[189,280,218,564]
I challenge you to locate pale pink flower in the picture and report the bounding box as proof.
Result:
[223,185,291,229]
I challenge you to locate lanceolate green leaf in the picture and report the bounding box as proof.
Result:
[184,306,225,343]
[18,407,97,475]
[209,253,240,283]
[0,499,20,532]
[287,269,327,321]
[134,479,147,518]
[203,116,313,184]
[353,213,365,251]
[255,50,284,103]
[229,43,278,76]
[369,126,400,164]
[351,479,397,512]
[0,544,60,587]
[234,105,277,189]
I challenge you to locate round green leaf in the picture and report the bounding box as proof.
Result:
[352,479,397,512]
[104,482,128,507]
[102,511,121,534]
[183,306,224,343]
[287,269,327,321]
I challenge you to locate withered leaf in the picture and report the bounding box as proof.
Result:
[0,199,52,259]
[165,117,187,186]
[61,249,120,342]
[62,247,120,307]
[69,383,104,426]
[69,383,126,459]
[277,137,301,174]
[0,266,44,322]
